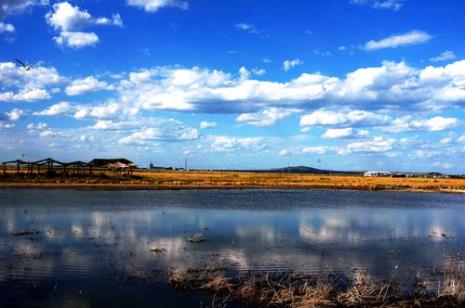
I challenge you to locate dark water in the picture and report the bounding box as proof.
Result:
[1,189,465,306]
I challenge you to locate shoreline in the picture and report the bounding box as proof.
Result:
[1,182,465,194]
[1,170,465,194]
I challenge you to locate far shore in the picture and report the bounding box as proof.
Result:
[1,170,465,194]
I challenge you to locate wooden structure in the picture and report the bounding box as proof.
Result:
[2,157,134,177]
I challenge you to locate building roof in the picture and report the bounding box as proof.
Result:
[89,158,133,167]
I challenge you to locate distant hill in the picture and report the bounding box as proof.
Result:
[265,166,359,175]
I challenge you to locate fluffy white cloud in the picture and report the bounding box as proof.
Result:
[119,125,198,145]
[0,61,62,89]
[322,128,369,139]
[385,116,458,133]
[211,136,265,152]
[347,136,395,153]
[200,121,216,129]
[53,31,99,48]
[364,30,432,50]
[302,146,326,155]
[237,107,300,127]
[351,0,404,11]
[65,76,113,96]
[300,109,390,128]
[6,108,24,121]
[0,88,50,102]
[0,22,15,32]
[111,60,465,118]
[0,108,24,121]
[430,50,456,62]
[34,102,72,116]
[283,59,303,72]
[0,0,48,19]
[46,2,122,48]
[127,0,188,12]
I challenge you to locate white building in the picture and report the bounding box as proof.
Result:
[364,171,392,177]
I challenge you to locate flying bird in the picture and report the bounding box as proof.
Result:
[14,58,38,71]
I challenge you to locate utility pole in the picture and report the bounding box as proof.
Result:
[185,159,188,171]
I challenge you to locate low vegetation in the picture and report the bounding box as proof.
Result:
[2,168,465,193]
[168,261,465,307]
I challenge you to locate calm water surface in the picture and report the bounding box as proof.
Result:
[1,189,465,306]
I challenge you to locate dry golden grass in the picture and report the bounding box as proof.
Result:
[2,168,465,193]
[134,170,465,192]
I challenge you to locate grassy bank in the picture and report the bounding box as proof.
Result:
[168,262,465,307]
[1,170,465,193]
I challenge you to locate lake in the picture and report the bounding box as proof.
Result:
[1,189,465,306]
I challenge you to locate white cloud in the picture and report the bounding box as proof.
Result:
[300,109,390,128]
[347,136,395,153]
[351,0,405,11]
[34,102,72,116]
[252,68,266,76]
[322,128,369,139]
[302,146,326,155]
[0,0,48,19]
[385,116,458,133]
[0,22,15,33]
[283,59,303,72]
[211,136,265,152]
[200,121,216,129]
[46,2,122,48]
[430,50,456,62]
[364,30,432,51]
[127,0,188,12]
[1,108,24,121]
[53,31,99,48]
[65,76,113,96]
[119,125,199,145]
[237,107,300,127]
[235,23,260,34]
[0,61,62,89]
[0,88,50,102]
[90,120,138,130]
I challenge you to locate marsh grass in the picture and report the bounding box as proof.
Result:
[167,261,465,307]
[3,168,465,192]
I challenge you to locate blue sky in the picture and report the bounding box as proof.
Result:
[1,0,465,172]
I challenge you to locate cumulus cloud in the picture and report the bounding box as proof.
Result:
[200,121,216,129]
[127,0,188,12]
[0,108,24,121]
[69,59,465,121]
[364,30,432,50]
[0,61,62,89]
[430,50,456,62]
[322,128,369,139]
[53,31,99,48]
[0,0,48,19]
[347,136,395,153]
[283,59,303,72]
[0,88,50,102]
[237,107,300,127]
[119,125,199,145]
[0,22,15,32]
[302,146,326,155]
[300,109,390,128]
[65,76,114,96]
[33,101,72,116]
[46,2,122,48]
[384,116,458,133]
[210,136,265,152]
[351,0,405,11]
